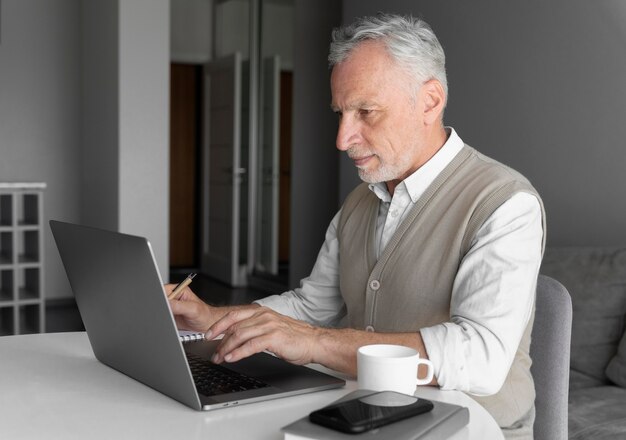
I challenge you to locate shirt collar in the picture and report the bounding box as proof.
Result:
[368,127,464,203]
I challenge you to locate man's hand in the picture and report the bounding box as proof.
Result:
[206,306,437,384]
[165,284,262,336]
[166,285,437,383]
[208,307,319,366]
[165,284,214,333]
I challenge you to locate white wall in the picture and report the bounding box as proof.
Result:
[0,0,170,300]
[342,0,626,247]
[0,0,82,300]
[119,0,170,280]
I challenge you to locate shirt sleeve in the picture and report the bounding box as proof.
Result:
[254,210,346,327]
[420,192,544,396]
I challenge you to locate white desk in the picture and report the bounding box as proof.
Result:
[0,332,503,440]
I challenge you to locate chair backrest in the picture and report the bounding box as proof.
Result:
[530,274,572,440]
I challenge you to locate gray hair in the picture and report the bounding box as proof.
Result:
[329,13,448,99]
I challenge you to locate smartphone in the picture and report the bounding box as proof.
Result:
[309,391,434,434]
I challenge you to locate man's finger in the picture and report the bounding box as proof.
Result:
[215,329,272,364]
[207,308,259,339]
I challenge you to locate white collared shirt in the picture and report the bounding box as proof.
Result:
[256,128,543,395]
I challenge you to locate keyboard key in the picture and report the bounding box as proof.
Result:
[187,353,270,396]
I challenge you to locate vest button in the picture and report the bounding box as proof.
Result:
[365,325,375,332]
[369,280,380,291]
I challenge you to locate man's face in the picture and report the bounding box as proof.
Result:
[331,41,428,185]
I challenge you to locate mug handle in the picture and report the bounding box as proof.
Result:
[416,358,434,386]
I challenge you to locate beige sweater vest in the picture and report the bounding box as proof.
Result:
[337,145,546,435]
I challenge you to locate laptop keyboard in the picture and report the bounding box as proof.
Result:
[187,353,271,396]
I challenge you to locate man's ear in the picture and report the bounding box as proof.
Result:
[420,79,446,125]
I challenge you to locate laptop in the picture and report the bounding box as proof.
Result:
[50,220,345,411]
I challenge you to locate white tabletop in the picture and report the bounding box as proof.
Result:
[0,332,503,440]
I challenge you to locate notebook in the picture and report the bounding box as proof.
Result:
[178,330,207,342]
[50,220,345,411]
[282,390,469,440]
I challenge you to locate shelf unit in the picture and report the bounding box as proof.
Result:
[0,183,46,336]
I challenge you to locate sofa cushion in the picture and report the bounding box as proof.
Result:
[540,247,626,386]
[569,386,626,439]
[606,329,626,387]
[569,369,606,390]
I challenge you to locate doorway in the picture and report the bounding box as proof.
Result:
[169,0,294,291]
[169,63,202,269]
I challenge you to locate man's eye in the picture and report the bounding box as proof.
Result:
[359,109,372,117]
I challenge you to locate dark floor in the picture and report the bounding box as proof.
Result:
[45,271,269,333]
[169,270,269,306]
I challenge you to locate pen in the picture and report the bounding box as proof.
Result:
[168,273,197,300]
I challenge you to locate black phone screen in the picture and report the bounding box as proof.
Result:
[309,391,434,434]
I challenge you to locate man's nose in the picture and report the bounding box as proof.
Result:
[336,116,359,152]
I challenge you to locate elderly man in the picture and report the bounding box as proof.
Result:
[169,13,545,439]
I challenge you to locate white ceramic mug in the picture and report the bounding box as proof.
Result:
[357,344,434,395]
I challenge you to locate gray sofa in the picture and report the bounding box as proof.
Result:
[540,247,626,439]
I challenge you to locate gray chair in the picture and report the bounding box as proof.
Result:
[530,274,573,440]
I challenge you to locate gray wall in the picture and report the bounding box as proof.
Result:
[1,0,169,300]
[81,0,170,286]
[170,0,213,63]
[342,0,626,247]
[0,0,82,300]
[289,0,342,287]
[81,0,120,234]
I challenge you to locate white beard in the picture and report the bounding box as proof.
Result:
[352,152,413,184]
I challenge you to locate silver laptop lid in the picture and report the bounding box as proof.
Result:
[50,220,201,410]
